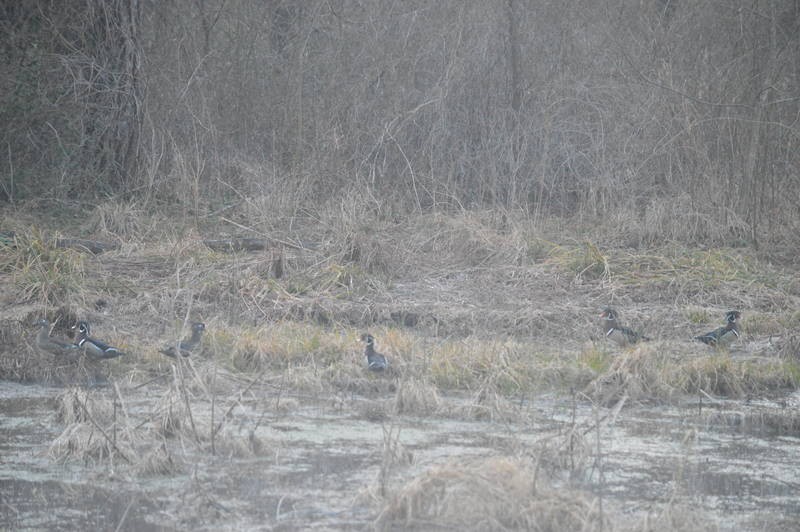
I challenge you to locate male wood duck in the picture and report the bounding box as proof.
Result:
[159,322,205,358]
[34,319,81,357]
[695,310,741,347]
[72,321,126,360]
[360,333,388,371]
[599,307,649,346]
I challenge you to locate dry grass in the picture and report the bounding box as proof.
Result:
[427,338,538,392]
[83,200,169,242]
[154,379,192,438]
[535,426,593,476]
[49,388,140,465]
[0,227,86,306]
[0,318,43,382]
[393,378,441,416]
[585,346,682,405]
[3,203,799,424]
[547,240,610,281]
[586,343,800,404]
[134,441,183,476]
[456,378,529,422]
[682,355,800,397]
[628,502,719,532]
[8,201,795,531]
[48,422,129,464]
[701,407,800,436]
[213,426,271,458]
[55,387,114,424]
[47,358,278,471]
[374,455,605,531]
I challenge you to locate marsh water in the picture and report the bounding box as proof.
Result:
[1,380,799,531]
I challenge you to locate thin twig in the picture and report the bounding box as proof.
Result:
[213,367,269,438]
[76,396,132,464]
[114,498,136,532]
[176,361,202,445]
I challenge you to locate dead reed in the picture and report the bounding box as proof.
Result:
[374,455,605,532]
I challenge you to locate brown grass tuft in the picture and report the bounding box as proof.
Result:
[55,388,114,424]
[213,427,272,458]
[135,441,183,477]
[50,388,139,465]
[154,380,191,437]
[393,378,441,416]
[84,200,167,242]
[458,382,525,422]
[48,420,139,465]
[1,227,85,306]
[374,456,604,531]
[586,343,800,404]
[0,319,45,382]
[682,355,798,398]
[585,345,680,405]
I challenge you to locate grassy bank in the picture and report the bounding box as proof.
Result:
[2,200,799,399]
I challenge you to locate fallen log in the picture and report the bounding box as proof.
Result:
[203,238,270,252]
[56,238,119,254]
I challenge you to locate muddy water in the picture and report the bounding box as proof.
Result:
[566,397,800,531]
[1,381,799,531]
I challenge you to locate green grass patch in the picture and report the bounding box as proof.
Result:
[208,322,352,373]
[685,307,710,324]
[579,346,612,373]
[1,227,85,305]
[610,245,792,291]
[547,241,609,280]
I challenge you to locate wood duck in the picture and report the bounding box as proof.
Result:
[695,310,741,347]
[599,307,649,346]
[159,322,205,358]
[34,319,81,357]
[360,333,388,371]
[72,321,126,360]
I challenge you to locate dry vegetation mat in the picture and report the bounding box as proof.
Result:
[2,206,800,402]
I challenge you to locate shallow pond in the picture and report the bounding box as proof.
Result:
[1,381,799,530]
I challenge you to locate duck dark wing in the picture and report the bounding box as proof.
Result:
[618,326,648,343]
[50,338,81,355]
[177,340,193,356]
[695,326,724,345]
[159,346,178,358]
[367,353,388,371]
